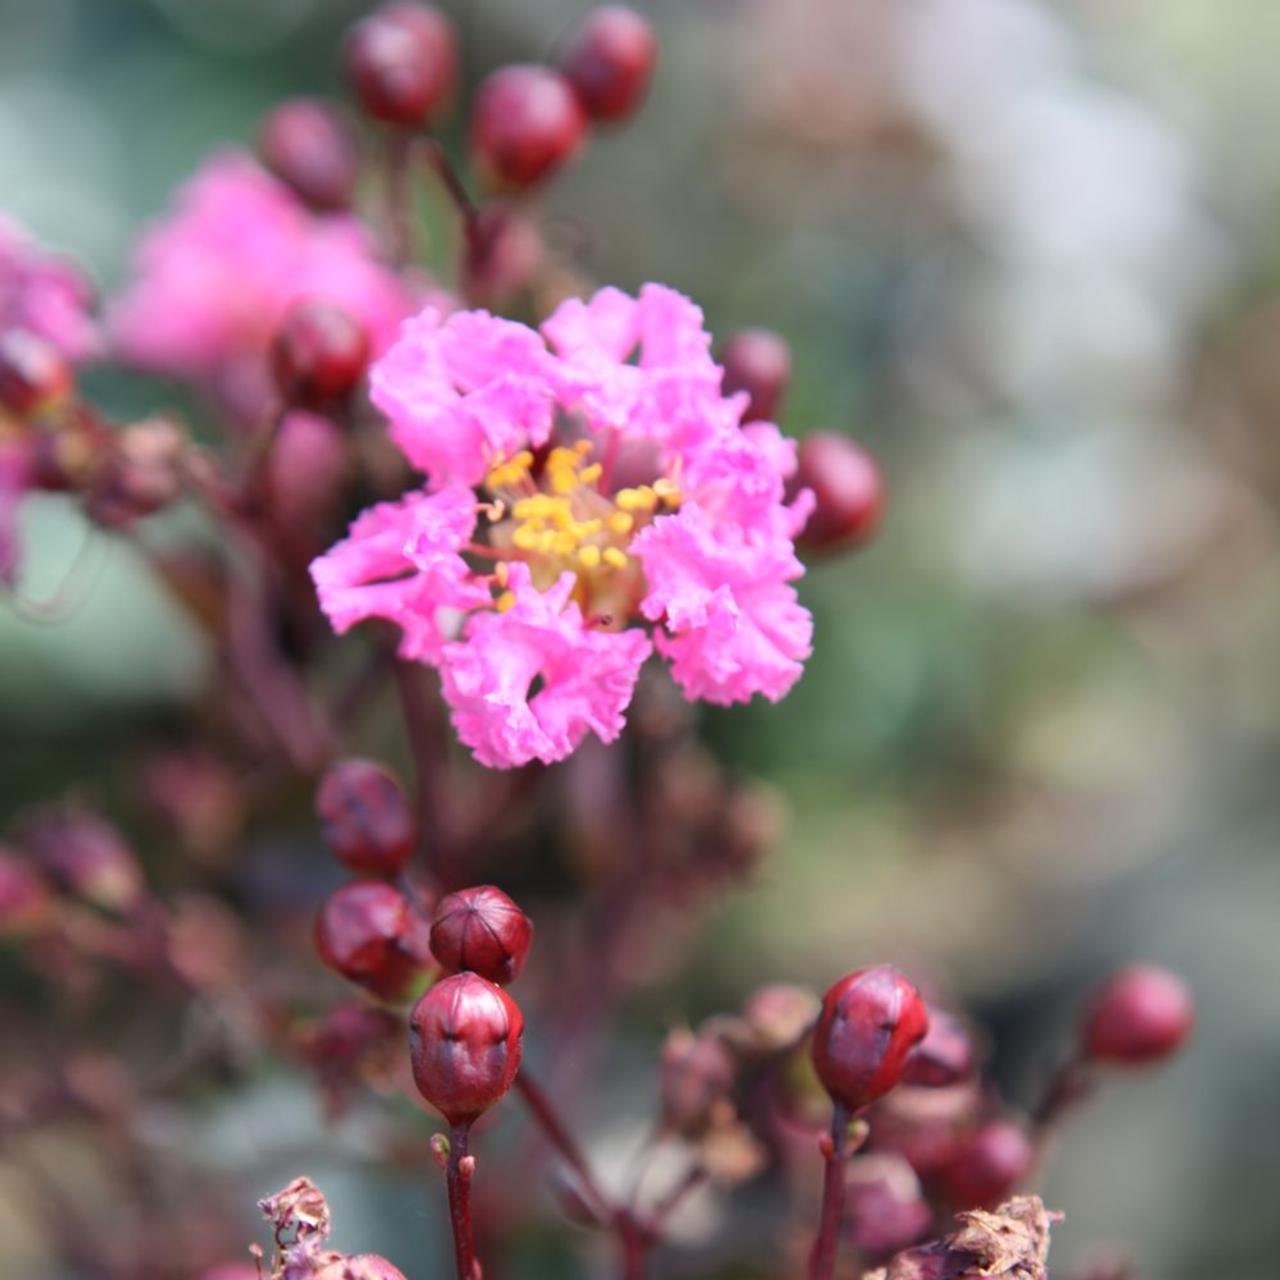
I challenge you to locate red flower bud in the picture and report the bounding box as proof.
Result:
[462,203,543,308]
[271,301,368,407]
[408,972,523,1124]
[20,808,144,914]
[470,66,586,191]
[660,1027,736,1136]
[811,966,928,1111]
[902,1008,976,1087]
[315,1256,407,1280]
[314,882,428,1001]
[344,2,458,126]
[0,329,73,417]
[792,432,885,553]
[561,6,658,124]
[720,328,791,424]
[936,1118,1035,1209]
[85,417,187,528]
[259,99,361,212]
[315,758,415,877]
[429,884,532,985]
[1081,965,1194,1065]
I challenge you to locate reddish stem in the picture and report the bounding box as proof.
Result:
[417,135,480,246]
[514,1068,615,1224]
[807,1102,851,1280]
[445,1121,479,1280]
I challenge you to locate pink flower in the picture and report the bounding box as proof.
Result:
[439,564,652,769]
[109,152,412,415]
[0,215,100,362]
[312,284,813,768]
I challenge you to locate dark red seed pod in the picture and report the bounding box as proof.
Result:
[259,99,361,211]
[936,1118,1035,1209]
[792,432,885,553]
[1081,965,1195,1065]
[0,329,73,417]
[470,65,587,191]
[720,328,791,423]
[343,2,459,126]
[429,884,532,985]
[811,966,928,1111]
[315,758,415,877]
[314,881,426,1001]
[902,1008,976,1087]
[561,5,658,124]
[408,972,523,1124]
[271,300,368,406]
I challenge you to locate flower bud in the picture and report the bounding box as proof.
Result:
[429,884,532,985]
[741,983,819,1052]
[846,1154,932,1262]
[811,966,928,1111]
[20,807,144,914]
[660,1027,736,1136]
[313,881,428,1001]
[0,329,73,416]
[0,847,50,937]
[720,328,791,424]
[1081,965,1194,1065]
[259,99,361,212]
[792,431,885,553]
[85,417,187,527]
[936,1118,1035,1209]
[561,6,658,124]
[902,1008,976,1088]
[271,301,369,407]
[470,66,587,191]
[344,3,458,126]
[315,758,415,877]
[408,972,523,1124]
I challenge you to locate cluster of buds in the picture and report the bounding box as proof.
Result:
[409,883,531,1126]
[717,326,885,555]
[312,758,433,1002]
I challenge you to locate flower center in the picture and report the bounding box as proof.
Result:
[479,439,679,621]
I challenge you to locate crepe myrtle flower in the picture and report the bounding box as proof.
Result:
[109,151,415,418]
[311,284,815,769]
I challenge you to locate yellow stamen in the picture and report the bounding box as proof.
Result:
[579,545,602,569]
[496,591,516,612]
[607,511,634,536]
[603,547,629,570]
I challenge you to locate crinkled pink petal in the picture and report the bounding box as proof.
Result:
[439,563,651,768]
[542,284,720,441]
[110,152,410,383]
[632,505,812,704]
[370,307,556,489]
[310,485,488,663]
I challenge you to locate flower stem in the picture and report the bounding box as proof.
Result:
[445,1121,478,1280]
[514,1068,615,1223]
[807,1101,851,1280]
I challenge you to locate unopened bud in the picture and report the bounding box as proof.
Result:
[313,881,430,1001]
[408,972,523,1124]
[259,99,360,212]
[20,807,144,914]
[0,329,73,416]
[1081,965,1194,1066]
[315,758,415,877]
[720,328,791,424]
[271,300,368,407]
[470,66,586,191]
[811,966,928,1111]
[561,6,658,124]
[792,431,885,553]
[936,1118,1035,1209]
[902,1008,976,1087]
[429,884,532,985]
[344,3,458,126]
[660,1027,736,1137]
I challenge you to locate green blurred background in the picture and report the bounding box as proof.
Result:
[3,1,1280,1277]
